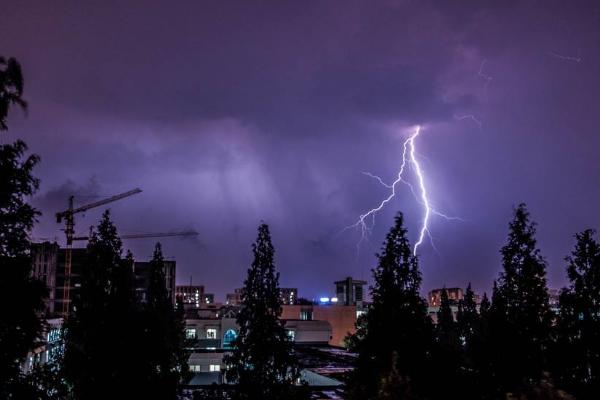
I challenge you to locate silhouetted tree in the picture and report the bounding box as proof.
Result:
[0,56,27,130]
[553,229,600,398]
[64,211,143,399]
[346,213,432,400]
[489,204,552,394]
[456,283,479,349]
[138,243,189,399]
[0,56,47,399]
[431,288,462,398]
[377,351,418,400]
[225,224,306,400]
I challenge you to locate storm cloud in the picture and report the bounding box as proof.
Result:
[2,0,600,299]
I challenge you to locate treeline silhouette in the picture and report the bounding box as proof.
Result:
[345,208,600,400]
[2,56,600,400]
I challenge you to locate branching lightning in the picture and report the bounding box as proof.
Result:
[547,51,582,63]
[454,114,483,129]
[347,126,461,256]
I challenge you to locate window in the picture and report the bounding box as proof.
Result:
[286,330,296,341]
[223,329,237,349]
[185,328,197,339]
[300,310,313,321]
[189,365,201,372]
[209,364,221,372]
[206,328,217,339]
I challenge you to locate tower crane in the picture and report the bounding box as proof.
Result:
[56,188,142,316]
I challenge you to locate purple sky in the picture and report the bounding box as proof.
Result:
[2,1,600,300]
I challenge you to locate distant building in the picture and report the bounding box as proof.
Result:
[204,293,215,305]
[335,277,367,306]
[548,288,560,307]
[225,288,242,306]
[176,285,205,308]
[184,307,332,377]
[226,287,298,306]
[134,260,176,305]
[280,287,298,305]
[428,287,464,307]
[22,318,63,372]
[31,242,176,316]
[31,242,87,316]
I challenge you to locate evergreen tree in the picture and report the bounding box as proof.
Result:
[139,243,189,399]
[553,229,600,398]
[432,288,462,399]
[489,204,552,393]
[346,213,432,400]
[0,56,47,399]
[456,283,479,348]
[64,210,140,399]
[225,224,306,400]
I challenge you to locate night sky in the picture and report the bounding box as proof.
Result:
[2,1,600,300]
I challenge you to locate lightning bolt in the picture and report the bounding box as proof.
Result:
[547,51,582,63]
[347,125,461,256]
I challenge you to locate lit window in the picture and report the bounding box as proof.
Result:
[185,328,197,339]
[206,328,217,339]
[210,364,221,372]
[286,330,296,341]
[223,329,237,349]
[300,310,313,321]
[189,365,201,372]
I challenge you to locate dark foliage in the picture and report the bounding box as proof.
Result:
[346,213,432,400]
[0,56,27,130]
[225,223,307,400]
[488,204,552,394]
[138,243,190,399]
[553,229,600,398]
[431,288,462,398]
[0,56,47,399]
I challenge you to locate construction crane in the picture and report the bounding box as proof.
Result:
[56,188,142,316]
[72,230,199,242]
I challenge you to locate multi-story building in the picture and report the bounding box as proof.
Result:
[335,277,367,306]
[31,242,87,316]
[133,260,176,305]
[31,242,176,316]
[428,287,464,307]
[22,318,63,372]
[176,285,205,308]
[226,287,298,306]
[203,293,215,305]
[280,287,298,305]
[225,288,243,306]
[184,307,332,380]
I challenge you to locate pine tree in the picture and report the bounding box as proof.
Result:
[432,288,462,398]
[0,56,47,399]
[346,213,432,400]
[553,229,600,398]
[489,204,552,393]
[139,243,189,399]
[225,224,306,400]
[456,283,479,348]
[63,210,138,399]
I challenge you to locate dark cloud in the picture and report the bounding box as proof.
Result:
[2,0,600,299]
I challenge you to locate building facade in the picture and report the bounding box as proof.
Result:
[31,242,176,316]
[334,277,367,306]
[176,285,205,308]
[428,287,464,307]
